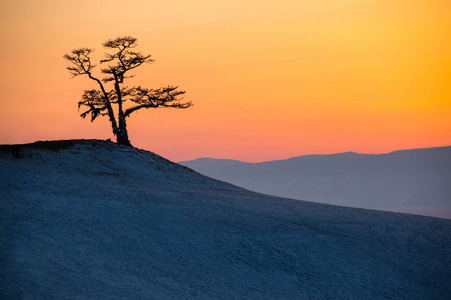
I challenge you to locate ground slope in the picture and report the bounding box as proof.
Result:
[1,140,450,299]
[179,146,451,219]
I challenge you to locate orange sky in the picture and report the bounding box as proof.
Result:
[0,0,450,162]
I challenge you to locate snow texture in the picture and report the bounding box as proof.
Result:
[179,147,451,219]
[1,140,450,299]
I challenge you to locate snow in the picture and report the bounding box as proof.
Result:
[179,146,451,219]
[1,140,450,299]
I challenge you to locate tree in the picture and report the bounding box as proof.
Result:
[64,36,192,146]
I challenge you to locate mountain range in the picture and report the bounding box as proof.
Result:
[179,146,451,219]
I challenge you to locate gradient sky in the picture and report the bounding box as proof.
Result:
[1,0,450,162]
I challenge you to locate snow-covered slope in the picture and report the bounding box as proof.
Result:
[179,146,451,219]
[1,140,450,299]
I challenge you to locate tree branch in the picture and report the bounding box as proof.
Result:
[124,86,192,117]
[100,36,154,83]
[78,89,109,121]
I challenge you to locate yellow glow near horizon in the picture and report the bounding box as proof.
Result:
[0,0,450,162]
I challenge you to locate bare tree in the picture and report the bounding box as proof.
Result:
[64,36,192,145]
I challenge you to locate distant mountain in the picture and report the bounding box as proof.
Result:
[179,146,451,219]
[1,140,450,298]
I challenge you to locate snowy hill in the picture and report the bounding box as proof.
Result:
[1,140,450,299]
[179,146,451,219]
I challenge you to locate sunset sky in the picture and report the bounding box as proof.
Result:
[1,0,450,162]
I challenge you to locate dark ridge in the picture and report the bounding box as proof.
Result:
[0,139,115,154]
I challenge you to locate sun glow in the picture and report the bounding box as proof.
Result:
[0,0,450,162]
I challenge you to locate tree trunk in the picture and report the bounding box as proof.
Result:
[113,74,131,146]
[88,74,120,137]
[116,131,131,145]
[116,117,131,146]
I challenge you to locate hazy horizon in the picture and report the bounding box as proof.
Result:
[179,145,451,219]
[179,144,451,163]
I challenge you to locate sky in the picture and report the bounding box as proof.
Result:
[0,0,450,162]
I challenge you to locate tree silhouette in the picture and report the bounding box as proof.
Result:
[64,36,192,145]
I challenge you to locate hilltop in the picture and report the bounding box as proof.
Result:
[1,140,450,299]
